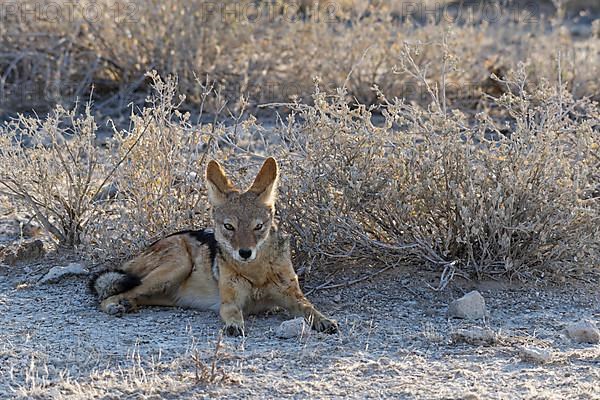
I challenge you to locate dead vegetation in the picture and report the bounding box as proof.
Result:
[278,63,599,279]
[1,62,598,280]
[190,333,232,386]
[0,1,598,281]
[1,0,599,116]
[0,100,109,247]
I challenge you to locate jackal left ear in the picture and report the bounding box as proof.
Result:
[248,157,279,207]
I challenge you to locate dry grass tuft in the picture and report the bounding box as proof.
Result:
[190,333,231,386]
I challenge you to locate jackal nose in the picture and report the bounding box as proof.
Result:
[239,248,252,260]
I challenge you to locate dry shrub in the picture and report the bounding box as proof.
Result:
[0,73,220,260]
[1,0,599,117]
[0,100,108,247]
[0,0,249,115]
[84,72,223,259]
[274,62,599,279]
[1,62,598,280]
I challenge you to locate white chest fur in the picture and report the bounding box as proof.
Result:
[175,291,220,312]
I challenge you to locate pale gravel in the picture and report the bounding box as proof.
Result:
[1,261,599,399]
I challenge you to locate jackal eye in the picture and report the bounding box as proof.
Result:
[224,223,235,231]
[254,223,263,231]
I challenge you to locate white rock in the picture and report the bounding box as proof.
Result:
[448,290,486,319]
[451,327,496,345]
[566,320,600,344]
[519,346,552,363]
[39,263,88,284]
[276,317,308,339]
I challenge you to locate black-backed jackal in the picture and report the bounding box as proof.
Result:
[90,157,338,336]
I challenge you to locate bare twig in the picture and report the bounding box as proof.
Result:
[305,262,400,294]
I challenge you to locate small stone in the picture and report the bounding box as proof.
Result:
[452,327,496,345]
[566,320,600,344]
[333,294,341,303]
[448,290,486,320]
[39,263,88,284]
[519,346,552,363]
[276,317,308,339]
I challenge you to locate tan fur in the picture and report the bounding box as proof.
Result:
[95,157,337,336]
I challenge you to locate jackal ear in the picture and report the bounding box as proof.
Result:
[248,157,279,207]
[206,160,233,206]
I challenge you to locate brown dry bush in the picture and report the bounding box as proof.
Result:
[0,73,221,260]
[1,63,599,280]
[0,100,109,247]
[82,72,221,259]
[273,63,599,280]
[1,0,599,116]
[0,13,598,281]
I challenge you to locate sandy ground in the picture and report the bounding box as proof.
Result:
[1,256,599,400]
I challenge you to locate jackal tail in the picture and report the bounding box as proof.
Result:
[89,270,141,300]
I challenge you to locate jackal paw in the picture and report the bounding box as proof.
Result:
[223,323,245,337]
[102,298,132,316]
[313,318,338,334]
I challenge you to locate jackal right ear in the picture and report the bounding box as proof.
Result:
[248,157,279,207]
[206,160,233,206]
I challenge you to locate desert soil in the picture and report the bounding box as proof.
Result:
[1,256,599,400]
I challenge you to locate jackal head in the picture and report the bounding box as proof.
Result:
[206,157,279,263]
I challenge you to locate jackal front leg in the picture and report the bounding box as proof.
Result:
[271,280,338,334]
[219,279,250,336]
